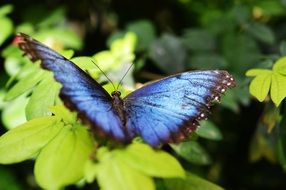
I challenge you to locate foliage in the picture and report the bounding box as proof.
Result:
[1,0,286,190]
[246,56,286,107]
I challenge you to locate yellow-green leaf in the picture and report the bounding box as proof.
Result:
[0,116,61,164]
[34,125,94,189]
[26,75,60,120]
[0,17,13,45]
[5,68,46,101]
[245,68,272,76]
[273,56,286,75]
[90,149,155,190]
[116,143,185,178]
[2,94,28,129]
[50,105,77,124]
[270,73,286,106]
[249,73,272,102]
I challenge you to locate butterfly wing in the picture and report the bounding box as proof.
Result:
[124,70,235,147]
[15,33,128,141]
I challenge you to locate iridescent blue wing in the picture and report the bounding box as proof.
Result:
[15,33,128,141]
[124,71,235,147]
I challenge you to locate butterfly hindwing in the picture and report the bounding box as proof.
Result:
[15,33,128,141]
[124,71,235,147]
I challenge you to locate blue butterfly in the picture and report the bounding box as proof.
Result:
[15,33,235,147]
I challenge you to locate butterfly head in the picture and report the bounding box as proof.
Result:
[111,91,121,97]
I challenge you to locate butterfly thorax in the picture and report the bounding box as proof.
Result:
[111,91,127,126]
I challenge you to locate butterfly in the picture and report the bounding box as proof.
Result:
[14,33,235,147]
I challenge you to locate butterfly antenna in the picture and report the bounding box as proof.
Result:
[116,62,134,90]
[91,59,116,90]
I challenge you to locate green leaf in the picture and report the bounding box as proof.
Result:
[189,53,227,70]
[171,141,211,165]
[25,75,60,120]
[273,56,286,75]
[149,33,187,74]
[71,56,98,72]
[222,33,260,73]
[34,125,94,189]
[182,29,215,51]
[101,158,155,190]
[93,51,116,71]
[34,28,82,49]
[270,73,286,106]
[50,105,77,124]
[116,143,185,178]
[249,72,272,102]
[165,172,224,190]
[111,32,137,54]
[196,121,223,141]
[127,20,156,51]
[2,94,28,129]
[280,41,286,56]
[245,68,272,76]
[0,4,13,17]
[247,22,275,44]
[0,17,13,45]
[257,0,285,16]
[88,147,155,190]
[0,166,23,190]
[5,68,46,101]
[0,116,61,164]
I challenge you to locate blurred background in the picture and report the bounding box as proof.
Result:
[1,0,286,189]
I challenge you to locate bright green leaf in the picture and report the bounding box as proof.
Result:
[93,51,116,71]
[93,148,155,190]
[171,141,211,165]
[196,121,223,141]
[50,105,77,124]
[249,72,272,102]
[111,32,137,57]
[84,160,100,183]
[270,73,286,106]
[34,28,82,49]
[116,143,185,178]
[71,56,98,71]
[2,94,28,129]
[0,17,13,45]
[245,68,272,76]
[0,4,13,17]
[0,116,61,164]
[25,76,60,120]
[273,57,286,75]
[165,172,224,190]
[5,68,46,101]
[34,125,94,189]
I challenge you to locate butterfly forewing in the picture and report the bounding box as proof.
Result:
[124,71,235,147]
[15,33,128,141]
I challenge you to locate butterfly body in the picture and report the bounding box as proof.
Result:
[15,33,235,147]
